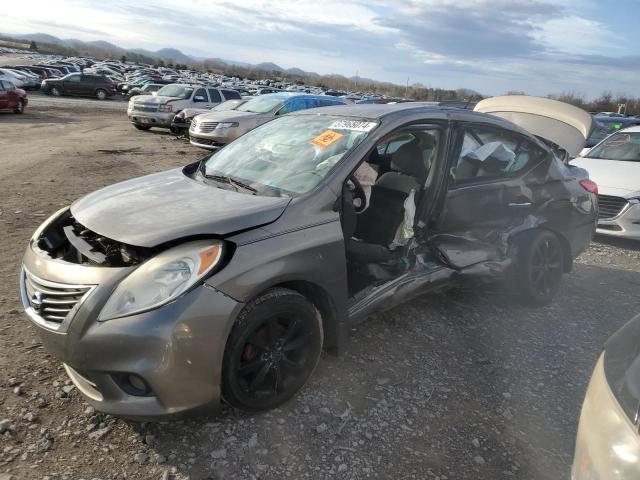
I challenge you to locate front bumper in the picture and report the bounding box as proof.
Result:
[572,354,640,479]
[127,108,174,128]
[21,243,243,418]
[597,201,640,240]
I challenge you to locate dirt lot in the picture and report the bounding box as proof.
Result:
[1,94,640,480]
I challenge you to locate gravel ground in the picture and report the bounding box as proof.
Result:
[1,95,640,480]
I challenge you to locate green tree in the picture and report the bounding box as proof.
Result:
[120,55,127,64]
[29,40,38,51]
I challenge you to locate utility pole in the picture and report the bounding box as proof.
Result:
[354,70,358,91]
[405,76,410,99]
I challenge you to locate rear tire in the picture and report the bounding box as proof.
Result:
[515,230,565,306]
[13,99,24,114]
[95,89,107,100]
[134,124,151,131]
[221,288,323,412]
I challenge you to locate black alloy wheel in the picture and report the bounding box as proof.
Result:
[516,230,565,306]
[222,288,323,411]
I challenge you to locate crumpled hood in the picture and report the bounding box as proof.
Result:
[181,108,211,119]
[570,157,640,197]
[71,168,291,247]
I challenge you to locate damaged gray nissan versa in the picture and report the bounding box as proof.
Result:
[20,97,598,417]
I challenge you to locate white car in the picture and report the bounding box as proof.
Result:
[572,314,640,479]
[0,68,25,88]
[571,126,640,240]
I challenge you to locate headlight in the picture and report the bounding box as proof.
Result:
[31,206,70,242]
[98,240,224,321]
[158,104,173,112]
[216,122,239,129]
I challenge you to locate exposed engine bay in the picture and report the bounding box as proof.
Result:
[35,210,153,267]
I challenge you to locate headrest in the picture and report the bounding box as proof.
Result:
[391,141,427,179]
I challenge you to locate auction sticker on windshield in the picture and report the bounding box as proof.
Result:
[311,130,344,149]
[329,120,377,132]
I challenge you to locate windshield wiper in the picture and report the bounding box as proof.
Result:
[202,172,257,194]
[228,177,258,193]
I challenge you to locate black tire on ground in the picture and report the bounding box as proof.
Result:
[169,125,181,135]
[51,86,61,96]
[95,89,107,100]
[13,99,24,114]
[515,230,565,306]
[134,124,151,131]
[221,288,323,412]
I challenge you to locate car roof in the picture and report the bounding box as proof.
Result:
[256,92,338,101]
[291,102,508,124]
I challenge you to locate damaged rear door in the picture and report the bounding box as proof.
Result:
[430,122,553,271]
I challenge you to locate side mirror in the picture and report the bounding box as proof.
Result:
[194,95,206,102]
[579,147,591,157]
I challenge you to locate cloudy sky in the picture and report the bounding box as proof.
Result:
[4,0,640,97]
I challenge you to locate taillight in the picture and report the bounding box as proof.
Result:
[16,76,24,80]
[580,179,598,195]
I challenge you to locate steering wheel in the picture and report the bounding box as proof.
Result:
[348,175,367,213]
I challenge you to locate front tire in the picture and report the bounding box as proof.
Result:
[95,89,107,100]
[134,124,151,131]
[221,288,323,412]
[515,230,564,306]
[13,99,24,114]
[51,86,61,96]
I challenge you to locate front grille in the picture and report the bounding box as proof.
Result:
[134,104,158,112]
[196,121,219,133]
[598,195,629,219]
[22,269,94,330]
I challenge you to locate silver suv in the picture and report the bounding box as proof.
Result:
[127,84,241,131]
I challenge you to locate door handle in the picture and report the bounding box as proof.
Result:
[508,202,532,207]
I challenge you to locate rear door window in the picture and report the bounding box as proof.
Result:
[221,89,241,100]
[1,80,15,90]
[207,89,222,102]
[452,125,546,184]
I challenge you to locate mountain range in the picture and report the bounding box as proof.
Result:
[1,32,333,77]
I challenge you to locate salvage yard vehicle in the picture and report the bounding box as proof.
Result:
[571,126,640,240]
[171,98,247,135]
[572,313,640,479]
[0,80,27,113]
[40,73,116,100]
[127,83,163,98]
[189,93,347,150]
[128,84,241,131]
[20,99,597,417]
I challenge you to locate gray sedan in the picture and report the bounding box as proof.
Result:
[189,92,347,149]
